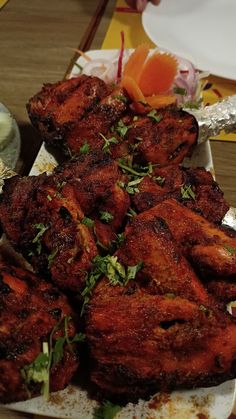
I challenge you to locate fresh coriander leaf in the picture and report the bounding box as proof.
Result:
[199,304,212,317]
[180,185,196,200]
[81,217,94,229]
[147,110,163,123]
[125,176,144,195]
[47,194,52,202]
[100,133,118,154]
[22,316,80,400]
[114,232,125,247]
[70,332,86,344]
[126,262,143,282]
[183,100,202,110]
[32,223,49,255]
[224,244,236,254]
[94,400,122,419]
[21,342,50,400]
[52,337,65,366]
[80,255,143,313]
[80,141,90,154]
[48,248,58,269]
[153,175,165,186]
[115,119,131,138]
[99,211,114,223]
[173,86,187,96]
[56,181,66,192]
[127,207,137,217]
[112,94,128,103]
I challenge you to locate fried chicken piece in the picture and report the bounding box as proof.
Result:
[27,76,198,166]
[136,199,236,279]
[66,87,128,154]
[27,75,108,146]
[0,174,98,292]
[54,152,130,248]
[0,154,130,290]
[87,217,236,400]
[0,264,80,403]
[125,109,198,165]
[133,165,229,223]
[206,279,236,303]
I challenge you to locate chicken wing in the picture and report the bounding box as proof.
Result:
[0,264,80,403]
[87,216,236,400]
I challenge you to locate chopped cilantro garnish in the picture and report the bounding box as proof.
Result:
[81,217,94,229]
[21,316,84,400]
[173,86,187,96]
[99,211,114,223]
[99,133,118,154]
[48,248,58,269]
[47,194,52,202]
[153,175,165,186]
[115,119,131,138]
[147,109,163,123]
[199,304,212,317]
[81,255,143,314]
[113,232,125,247]
[112,94,128,103]
[118,160,154,195]
[125,176,144,195]
[180,185,196,200]
[32,223,49,255]
[94,400,122,419]
[80,141,90,154]
[127,207,137,217]
[223,244,236,254]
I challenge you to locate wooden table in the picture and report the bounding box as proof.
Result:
[0,1,236,418]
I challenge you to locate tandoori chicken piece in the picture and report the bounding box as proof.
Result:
[124,108,198,165]
[206,278,236,304]
[66,87,129,155]
[0,154,130,290]
[136,199,236,279]
[27,75,109,146]
[0,173,98,292]
[0,263,80,403]
[132,165,229,223]
[86,216,236,400]
[27,76,198,165]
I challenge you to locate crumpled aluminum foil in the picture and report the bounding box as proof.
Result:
[187,95,236,143]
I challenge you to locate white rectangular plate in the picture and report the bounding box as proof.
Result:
[5,50,236,419]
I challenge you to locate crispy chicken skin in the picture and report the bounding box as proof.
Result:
[66,87,129,154]
[136,199,236,279]
[133,165,229,223]
[206,279,236,303]
[0,264,79,403]
[0,154,130,291]
[87,217,236,400]
[27,75,109,146]
[27,76,198,166]
[124,108,198,165]
[0,174,97,292]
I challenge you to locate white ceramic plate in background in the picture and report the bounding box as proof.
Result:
[142,0,236,80]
